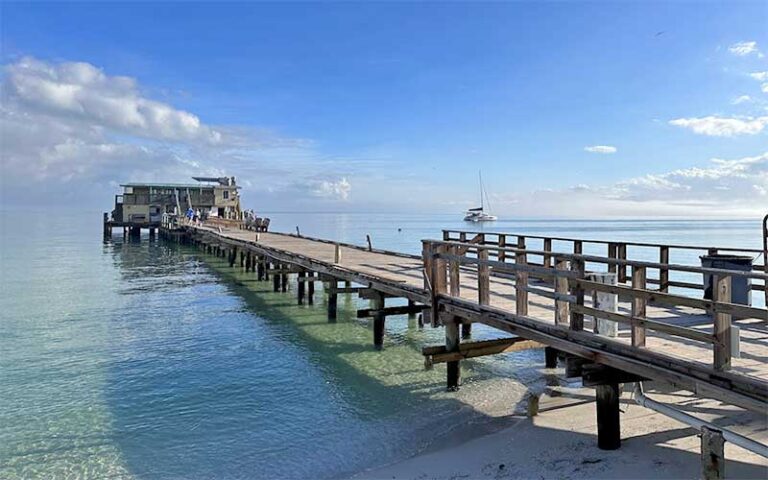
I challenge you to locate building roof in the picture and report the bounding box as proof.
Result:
[119,182,240,189]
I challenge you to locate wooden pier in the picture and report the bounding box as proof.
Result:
[160,222,767,472]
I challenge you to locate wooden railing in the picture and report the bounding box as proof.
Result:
[423,238,768,373]
[442,229,766,296]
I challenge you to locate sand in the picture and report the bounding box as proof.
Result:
[352,383,768,480]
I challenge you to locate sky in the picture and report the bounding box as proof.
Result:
[1,1,767,217]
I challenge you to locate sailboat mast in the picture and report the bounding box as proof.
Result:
[479,171,484,211]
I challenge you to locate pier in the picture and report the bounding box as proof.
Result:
[160,221,767,474]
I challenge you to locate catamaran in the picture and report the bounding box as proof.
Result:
[463,171,497,222]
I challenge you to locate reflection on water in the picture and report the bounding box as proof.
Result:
[0,211,763,478]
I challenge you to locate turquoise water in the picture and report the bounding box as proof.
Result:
[0,211,764,478]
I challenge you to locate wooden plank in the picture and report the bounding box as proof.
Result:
[424,337,544,365]
[573,278,764,320]
[573,305,715,344]
[581,364,648,387]
[357,304,428,318]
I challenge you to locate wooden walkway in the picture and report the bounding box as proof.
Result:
[171,225,768,416]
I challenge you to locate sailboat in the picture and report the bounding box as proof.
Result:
[463,171,498,222]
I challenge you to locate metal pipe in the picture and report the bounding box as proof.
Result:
[632,383,768,458]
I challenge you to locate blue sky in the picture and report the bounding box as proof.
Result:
[1,1,767,216]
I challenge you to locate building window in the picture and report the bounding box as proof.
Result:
[223,190,229,200]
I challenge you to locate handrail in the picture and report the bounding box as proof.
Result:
[428,239,768,280]
[423,237,767,373]
[443,228,763,254]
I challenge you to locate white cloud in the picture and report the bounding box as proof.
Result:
[732,95,752,105]
[763,83,768,94]
[729,41,761,57]
[584,145,617,154]
[750,71,768,82]
[5,57,222,144]
[669,115,768,136]
[312,177,351,201]
[0,56,375,208]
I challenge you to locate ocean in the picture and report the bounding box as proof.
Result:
[0,210,763,479]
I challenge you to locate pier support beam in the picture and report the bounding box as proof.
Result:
[461,322,472,339]
[327,280,338,322]
[701,426,725,480]
[545,347,559,368]
[257,259,265,281]
[273,264,280,292]
[281,268,288,292]
[298,271,306,304]
[372,292,385,350]
[307,276,315,305]
[595,382,621,450]
[445,316,461,391]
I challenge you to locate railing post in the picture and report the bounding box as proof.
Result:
[659,246,670,293]
[713,275,732,370]
[498,234,506,263]
[478,247,490,306]
[543,238,553,269]
[516,237,528,316]
[618,243,628,283]
[431,243,448,328]
[573,240,583,255]
[442,230,451,241]
[422,240,433,290]
[570,258,585,331]
[555,257,569,325]
[449,245,461,297]
[631,266,647,347]
[608,243,618,275]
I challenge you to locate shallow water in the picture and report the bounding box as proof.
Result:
[0,211,763,478]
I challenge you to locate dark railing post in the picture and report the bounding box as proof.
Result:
[659,246,670,293]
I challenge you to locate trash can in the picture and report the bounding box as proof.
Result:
[700,254,753,306]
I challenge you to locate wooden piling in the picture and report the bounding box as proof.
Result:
[298,271,306,305]
[701,426,725,480]
[372,292,385,350]
[445,316,461,391]
[328,280,338,322]
[595,382,621,450]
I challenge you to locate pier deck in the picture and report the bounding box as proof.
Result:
[180,225,767,417]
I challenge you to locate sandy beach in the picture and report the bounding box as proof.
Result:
[353,382,768,480]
